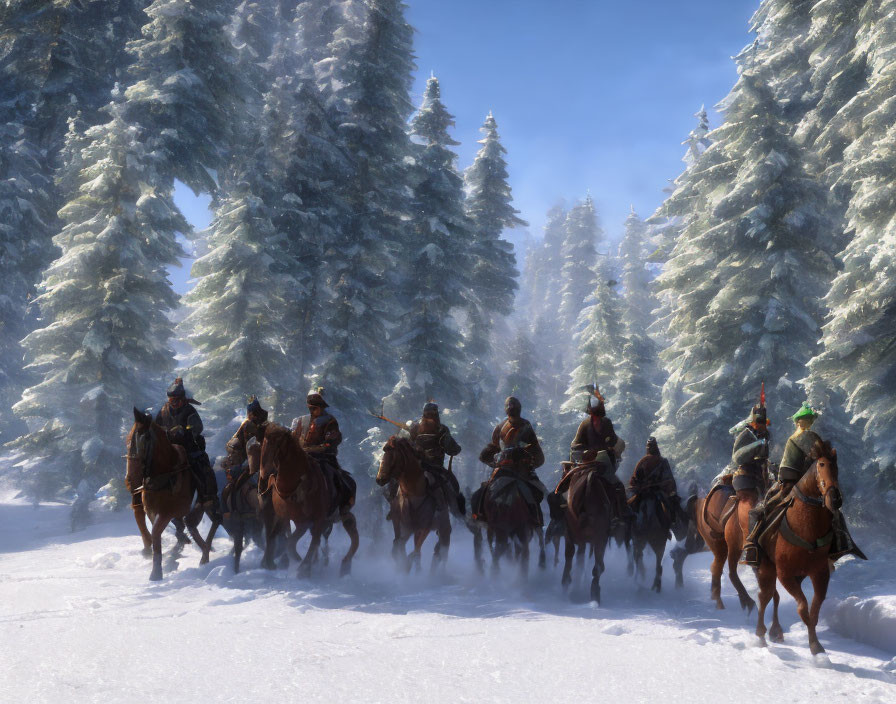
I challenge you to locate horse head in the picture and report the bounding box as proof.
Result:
[259,423,293,481]
[376,435,420,486]
[810,440,842,512]
[126,407,157,489]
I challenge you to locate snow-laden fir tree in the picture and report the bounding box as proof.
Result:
[124,0,244,195]
[310,0,416,460]
[647,107,710,269]
[181,140,291,449]
[499,325,539,409]
[562,257,626,417]
[614,209,662,469]
[808,1,896,491]
[558,196,602,345]
[526,202,568,320]
[653,67,840,483]
[8,99,184,501]
[0,122,53,442]
[385,76,473,418]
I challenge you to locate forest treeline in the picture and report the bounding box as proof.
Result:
[0,1,893,514]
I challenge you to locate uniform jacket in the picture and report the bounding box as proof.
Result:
[571,415,619,463]
[731,426,770,476]
[630,454,677,496]
[778,429,822,482]
[480,417,545,470]
[156,402,205,457]
[407,417,461,469]
[225,418,268,471]
[292,412,342,455]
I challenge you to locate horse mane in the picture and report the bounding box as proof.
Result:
[386,435,422,467]
[810,439,836,462]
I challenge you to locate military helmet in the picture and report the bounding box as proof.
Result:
[792,402,819,423]
[247,395,267,420]
[167,377,186,398]
[750,404,768,425]
[422,401,439,417]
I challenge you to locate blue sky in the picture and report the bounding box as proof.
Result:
[174,0,759,283]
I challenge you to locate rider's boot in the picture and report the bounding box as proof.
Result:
[739,504,765,566]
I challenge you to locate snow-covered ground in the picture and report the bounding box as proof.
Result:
[0,492,893,704]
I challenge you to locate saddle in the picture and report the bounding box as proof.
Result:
[702,482,738,541]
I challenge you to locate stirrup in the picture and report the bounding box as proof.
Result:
[739,545,760,566]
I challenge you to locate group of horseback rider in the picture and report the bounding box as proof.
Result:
[146,375,857,565]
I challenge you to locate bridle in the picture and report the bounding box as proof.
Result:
[793,459,839,511]
[126,425,155,479]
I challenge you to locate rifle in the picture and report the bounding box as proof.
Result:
[368,404,408,433]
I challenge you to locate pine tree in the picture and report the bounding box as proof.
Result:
[562,259,626,416]
[500,326,539,407]
[808,1,896,490]
[8,99,184,500]
[614,209,662,465]
[386,76,473,418]
[653,66,839,482]
[311,0,416,460]
[558,196,602,344]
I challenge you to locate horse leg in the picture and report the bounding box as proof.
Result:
[561,534,575,591]
[203,513,221,556]
[149,514,170,581]
[633,536,645,581]
[298,523,323,578]
[652,538,664,593]
[726,547,755,613]
[778,573,814,652]
[519,533,530,582]
[183,503,210,563]
[133,503,153,557]
[231,519,244,573]
[471,521,485,574]
[625,533,634,577]
[769,588,784,642]
[260,513,279,571]
[412,529,427,573]
[755,559,776,645]
[171,517,191,546]
[339,511,359,577]
[432,512,451,573]
[671,543,686,588]
[709,541,727,610]
[536,528,546,570]
[591,535,607,604]
[492,533,507,576]
[807,567,831,655]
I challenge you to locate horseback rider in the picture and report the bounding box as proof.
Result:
[728,396,772,495]
[629,436,688,534]
[569,385,631,524]
[291,389,355,513]
[473,396,547,525]
[154,377,221,520]
[406,402,464,516]
[223,395,269,484]
[740,402,819,566]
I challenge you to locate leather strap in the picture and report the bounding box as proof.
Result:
[793,483,824,507]
[779,513,833,552]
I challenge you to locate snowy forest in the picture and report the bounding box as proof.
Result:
[1,0,895,519]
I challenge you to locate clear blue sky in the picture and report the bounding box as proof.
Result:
[174,0,759,283]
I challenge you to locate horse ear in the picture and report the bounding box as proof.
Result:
[830,447,837,457]
[133,406,143,423]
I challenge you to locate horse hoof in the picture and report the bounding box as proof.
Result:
[675,576,683,589]
[715,601,725,610]
[771,631,784,644]
[757,635,767,648]
[199,554,210,566]
[233,562,241,574]
[339,561,351,577]
[141,546,153,558]
[149,569,162,581]
[590,586,601,604]
[261,558,276,571]
[652,582,661,593]
[810,641,826,656]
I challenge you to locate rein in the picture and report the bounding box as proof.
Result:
[793,483,824,507]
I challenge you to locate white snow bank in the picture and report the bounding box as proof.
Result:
[828,595,896,655]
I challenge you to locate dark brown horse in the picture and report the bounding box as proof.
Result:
[755,442,844,655]
[694,476,759,611]
[559,463,613,603]
[257,423,359,577]
[476,470,542,580]
[126,408,211,580]
[376,436,451,572]
[631,491,673,592]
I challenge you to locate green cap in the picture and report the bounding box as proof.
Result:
[792,402,819,422]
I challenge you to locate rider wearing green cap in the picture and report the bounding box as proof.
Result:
[741,402,821,566]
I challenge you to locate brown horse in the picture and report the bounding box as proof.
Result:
[631,491,673,592]
[559,463,613,603]
[257,423,359,577]
[375,436,451,572]
[755,442,844,655]
[476,470,542,580]
[694,476,759,611]
[126,408,211,581]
